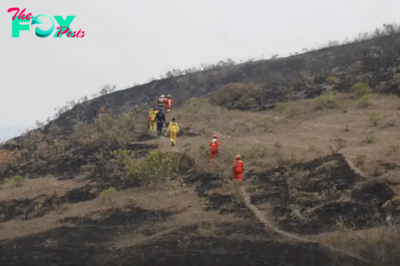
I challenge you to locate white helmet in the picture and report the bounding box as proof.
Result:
[160,94,165,98]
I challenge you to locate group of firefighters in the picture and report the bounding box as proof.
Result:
[148,94,244,186]
[148,94,179,145]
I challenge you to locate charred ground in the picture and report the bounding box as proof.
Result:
[2,24,400,265]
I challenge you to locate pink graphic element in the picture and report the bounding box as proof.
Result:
[8,7,31,20]
[55,27,86,38]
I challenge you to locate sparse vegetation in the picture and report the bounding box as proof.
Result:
[208,83,262,110]
[364,131,376,143]
[328,138,347,155]
[358,94,372,107]
[326,76,341,84]
[352,82,372,97]
[275,101,288,111]
[3,22,400,266]
[314,90,339,110]
[339,103,348,113]
[99,187,117,202]
[126,150,180,186]
[241,145,268,159]
[5,175,24,187]
[369,112,382,126]
[387,144,399,155]
[285,107,300,118]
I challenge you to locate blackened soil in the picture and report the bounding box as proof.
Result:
[288,154,362,193]
[351,181,395,205]
[0,207,175,266]
[205,193,254,219]
[249,154,395,235]
[277,201,385,234]
[191,172,225,197]
[0,185,96,222]
[108,225,367,266]
[0,218,368,266]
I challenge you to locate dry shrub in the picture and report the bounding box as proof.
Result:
[387,145,399,155]
[316,160,339,172]
[180,97,227,121]
[364,131,376,143]
[0,106,150,179]
[275,101,287,111]
[208,82,262,110]
[353,155,366,167]
[326,76,341,84]
[328,138,347,155]
[70,108,148,150]
[381,117,396,128]
[346,61,364,75]
[239,145,270,168]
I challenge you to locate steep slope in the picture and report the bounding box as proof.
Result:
[7,26,400,138]
[1,93,400,265]
[2,25,400,266]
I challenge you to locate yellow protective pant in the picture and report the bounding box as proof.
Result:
[170,131,177,144]
[149,120,157,132]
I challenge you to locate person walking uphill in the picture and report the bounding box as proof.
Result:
[155,108,166,136]
[156,94,166,113]
[164,94,173,115]
[148,106,158,133]
[232,154,244,186]
[167,117,179,146]
[209,134,220,163]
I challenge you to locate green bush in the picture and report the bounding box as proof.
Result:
[358,95,371,107]
[99,187,117,202]
[6,175,24,187]
[352,82,371,97]
[314,90,339,109]
[370,112,382,126]
[126,150,178,185]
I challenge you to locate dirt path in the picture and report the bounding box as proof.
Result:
[149,133,371,263]
[239,185,317,244]
[238,185,370,263]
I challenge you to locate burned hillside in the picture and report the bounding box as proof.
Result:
[1,24,400,266]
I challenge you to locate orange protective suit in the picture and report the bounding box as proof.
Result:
[209,138,220,163]
[232,158,244,185]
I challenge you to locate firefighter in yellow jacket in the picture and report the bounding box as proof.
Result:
[148,106,158,132]
[167,118,179,146]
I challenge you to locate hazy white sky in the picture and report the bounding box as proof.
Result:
[1,0,399,132]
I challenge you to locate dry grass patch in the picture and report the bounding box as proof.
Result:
[0,177,85,201]
[208,82,262,110]
[318,226,400,265]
